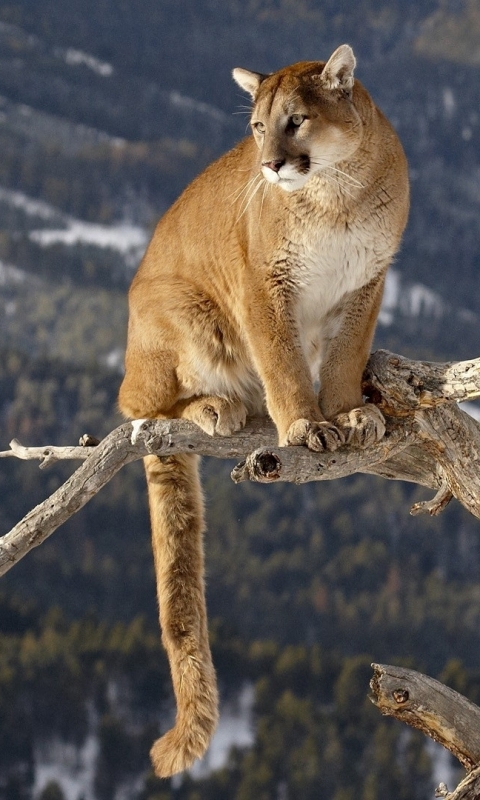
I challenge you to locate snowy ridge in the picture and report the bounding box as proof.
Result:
[0,186,62,222]
[0,95,126,155]
[0,20,114,79]
[168,90,229,123]
[0,185,147,261]
[55,47,114,77]
[30,220,147,256]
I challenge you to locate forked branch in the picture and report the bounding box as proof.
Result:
[1,349,480,578]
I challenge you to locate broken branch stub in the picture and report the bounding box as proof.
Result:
[370,663,480,771]
[370,663,480,799]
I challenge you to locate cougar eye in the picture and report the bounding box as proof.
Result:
[253,121,265,134]
[291,114,305,127]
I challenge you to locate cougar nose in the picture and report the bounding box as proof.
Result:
[262,159,285,173]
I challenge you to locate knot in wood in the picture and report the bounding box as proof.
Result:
[253,450,282,482]
[392,688,409,704]
[231,449,282,483]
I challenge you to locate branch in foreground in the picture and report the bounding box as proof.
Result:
[370,663,480,800]
[0,414,415,578]
[2,349,480,578]
[0,422,140,577]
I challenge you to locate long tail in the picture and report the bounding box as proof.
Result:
[144,453,219,777]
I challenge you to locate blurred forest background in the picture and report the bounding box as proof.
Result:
[1,1,480,798]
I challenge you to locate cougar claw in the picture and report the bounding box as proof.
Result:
[284,418,312,446]
[333,405,386,448]
[307,421,345,452]
[283,418,344,452]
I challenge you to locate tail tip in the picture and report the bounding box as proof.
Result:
[150,723,214,778]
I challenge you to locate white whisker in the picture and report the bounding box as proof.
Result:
[227,173,260,203]
[327,176,356,198]
[309,161,364,189]
[236,175,265,222]
[326,165,364,188]
[315,168,356,198]
[259,180,269,221]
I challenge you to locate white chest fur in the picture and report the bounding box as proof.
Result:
[293,218,388,379]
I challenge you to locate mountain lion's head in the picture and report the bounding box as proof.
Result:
[233,44,363,192]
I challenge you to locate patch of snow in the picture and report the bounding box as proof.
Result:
[378,269,400,325]
[112,773,147,800]
[379,268,449,326]
[190,683,255,779]
[56,47,114,77]
[443,87,456,119]
[0,96,126,154]
[31,684,254,800]
[0,20,40,48]
[168,90,229,123]
[0,185,147,258]
[404,283,444,318]
[458,308,477,323]
[426,739,458,794]
[30,219,147,255]
[0,260,31,286]
[33,733,99,800]
[102,347,125,372]
[0,186,59,221]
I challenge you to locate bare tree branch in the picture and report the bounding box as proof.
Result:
[370,663,480,770]
[0,438,96,467]
[2,349,480,578]
[370,663,480,800]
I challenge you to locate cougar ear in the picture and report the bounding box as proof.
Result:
[232,68,266,99]
[321,44,356,93]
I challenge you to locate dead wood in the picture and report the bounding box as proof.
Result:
[1,348,480,577]
[370,663,480,800]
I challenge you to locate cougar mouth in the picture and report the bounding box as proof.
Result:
[261,155,313,191]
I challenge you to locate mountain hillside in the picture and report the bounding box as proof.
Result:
[1,3,480,799]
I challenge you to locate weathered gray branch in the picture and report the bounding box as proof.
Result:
[2,349,480,578]
[370,663,480,799]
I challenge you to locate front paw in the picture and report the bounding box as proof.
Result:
[333,405,386,448]
[283,418,345,452]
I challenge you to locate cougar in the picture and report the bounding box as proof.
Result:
[118,44,409,776]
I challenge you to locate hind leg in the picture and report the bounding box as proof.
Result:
[118,345,180,420]
[118,337,248,436]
